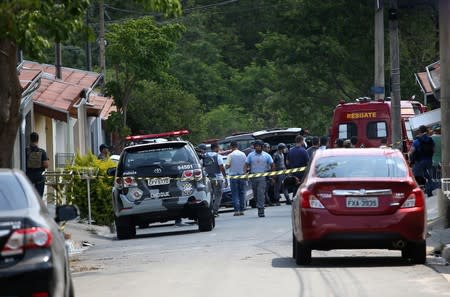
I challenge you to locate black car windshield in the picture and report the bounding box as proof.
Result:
[0,174,28,210]
[124,145,195,169]
[314,155,407,178]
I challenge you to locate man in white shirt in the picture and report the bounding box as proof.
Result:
[226,141,247,216]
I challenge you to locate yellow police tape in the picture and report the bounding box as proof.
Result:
[80,167,306,182]
[228,166,305,179]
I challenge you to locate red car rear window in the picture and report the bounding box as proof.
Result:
[314,155,407,178]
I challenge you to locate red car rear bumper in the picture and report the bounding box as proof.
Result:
[297,207,426,250]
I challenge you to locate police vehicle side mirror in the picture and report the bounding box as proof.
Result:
[55,205,79,223]
[106,167,116,176]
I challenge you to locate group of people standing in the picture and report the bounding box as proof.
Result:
[224,134,327,218]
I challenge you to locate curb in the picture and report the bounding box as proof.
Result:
[443,244,450,261]
[426,216,450,264]
[63,221,115,257]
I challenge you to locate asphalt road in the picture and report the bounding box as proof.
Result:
[72,205,450,297]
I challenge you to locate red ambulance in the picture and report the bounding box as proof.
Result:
[329,97,426,154]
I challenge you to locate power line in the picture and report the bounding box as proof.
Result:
[97,2,292,26]
[104,0,239,17]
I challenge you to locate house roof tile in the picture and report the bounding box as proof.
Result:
[19,68,41,90]
[88,94,117,120]
[18,61,113,122]
[24,61,101,87]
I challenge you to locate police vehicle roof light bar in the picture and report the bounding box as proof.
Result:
[125,129,190,141]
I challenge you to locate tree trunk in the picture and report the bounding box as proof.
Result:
[0,39,23,168]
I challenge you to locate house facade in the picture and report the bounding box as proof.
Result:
[15,61,116,171]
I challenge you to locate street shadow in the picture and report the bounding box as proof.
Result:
[272,256,412,268]
[135,229,199,239]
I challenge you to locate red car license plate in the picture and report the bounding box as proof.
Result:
[346,197,378,208]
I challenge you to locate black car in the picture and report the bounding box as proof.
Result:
[253,127,306,153]
[217,132,255,154]
[108,138,215,240]
[0,169,78,297]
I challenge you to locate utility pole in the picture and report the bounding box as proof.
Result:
[85,7,92,71]
[374,0,385,100]
[55,43,62,79]
[439,0,450,227]
[99,0,106,83]
[389,0,401,149]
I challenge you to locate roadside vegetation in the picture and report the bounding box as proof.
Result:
[32,0,439,143]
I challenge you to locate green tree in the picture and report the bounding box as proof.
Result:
[169,14,235,110]
[0,0,89,168]
[126,80,204,142]
[104,16,184,129]
[200,104,261,139]
[0,0,182,168]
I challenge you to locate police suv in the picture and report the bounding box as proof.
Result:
[107,130,214,239]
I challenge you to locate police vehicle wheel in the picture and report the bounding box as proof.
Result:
[115,216,136,240]
[198,209,214,232]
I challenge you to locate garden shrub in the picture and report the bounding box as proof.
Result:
[64,152,116,226]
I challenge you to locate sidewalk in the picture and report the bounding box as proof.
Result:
[424,189,450,279]
[64,220,114,256]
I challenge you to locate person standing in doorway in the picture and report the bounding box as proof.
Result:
[26,132,49,197]
[226,141,247,216]
[98,144,110,160]
[244,140,274,217]
[203,143,228,217]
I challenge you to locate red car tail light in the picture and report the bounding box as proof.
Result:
[300,189,325,209]
[1,227,52,257]
[401,188,425,208]
[32,292,49,297]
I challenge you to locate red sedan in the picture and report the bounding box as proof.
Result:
[291,148,426,265]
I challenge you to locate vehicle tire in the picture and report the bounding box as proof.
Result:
[115,216,136,240]
[295,240,312,265]
[409,240,426,264]
[68,278,74,297]
[198,209,214,232]
[292,234,297,259]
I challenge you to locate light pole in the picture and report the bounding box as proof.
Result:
[439,0,450,227]
[77,167,98,225]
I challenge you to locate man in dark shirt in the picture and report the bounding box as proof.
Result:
[408,125,434,195]
[273,143,290,205]
[286,135,309,192]
[26,132,49,197]
[306,136,320,160]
